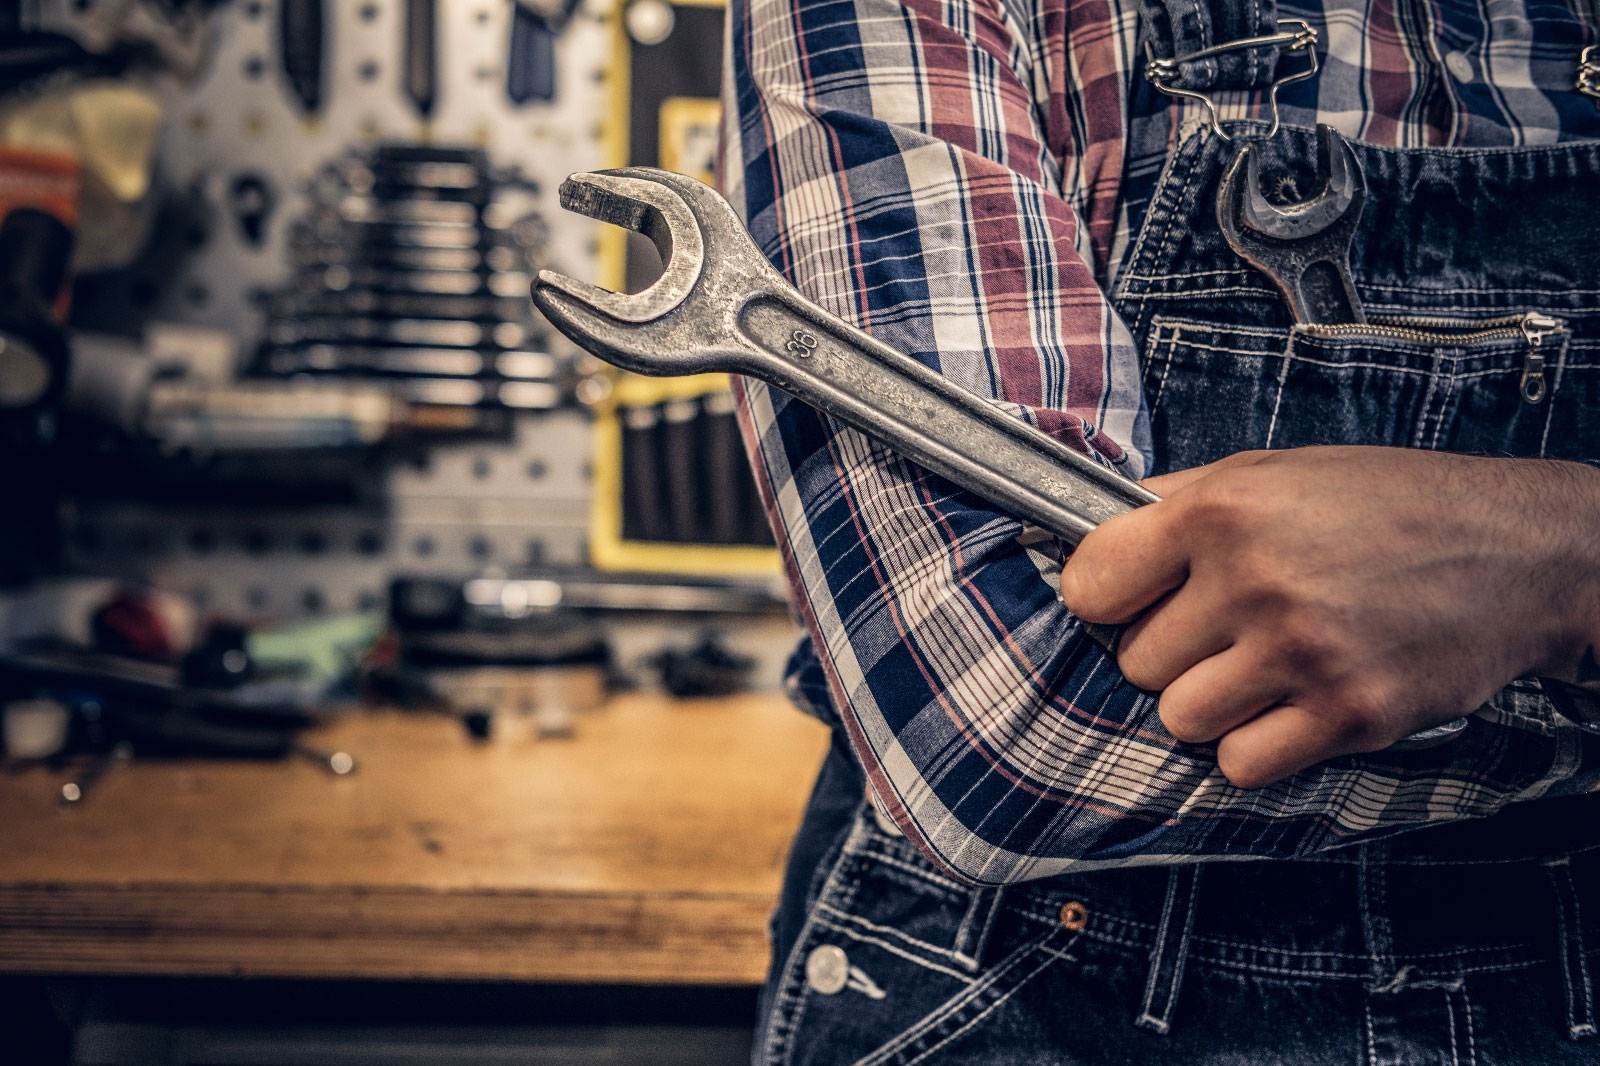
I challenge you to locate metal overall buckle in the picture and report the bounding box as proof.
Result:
[1143,18,1319,142]
[1580,44,1600,99]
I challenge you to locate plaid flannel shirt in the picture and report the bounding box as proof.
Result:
[719,0,1600,884]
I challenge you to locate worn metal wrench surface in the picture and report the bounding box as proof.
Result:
[532,166,1465,750]
[531,167,1157,545]
[1218,125,1367,325]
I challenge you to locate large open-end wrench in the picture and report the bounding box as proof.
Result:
[531,166,1465,749]
[1217,125,1367,325]
[530,167,1158,546]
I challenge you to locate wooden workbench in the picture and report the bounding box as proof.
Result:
[0,693,829,985]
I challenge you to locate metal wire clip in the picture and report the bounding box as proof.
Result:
[1144,18,1320,142]
[1580,44,1600,100]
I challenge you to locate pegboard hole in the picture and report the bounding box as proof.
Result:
[242,529,273,555]
[413,535,436,558]
[358,60,381,82]
[469,537,493,560]
[243,55,266,80]
[472,457,492,480]
[302,588,325,613]
[247,586,269,610]
[298,531,328,555]
[357,589,383,612]
[526,459,547,480]
[527,539,546,564]
[187,528,217,553]
[356,530,384,556]
[358,2,381,20]
[244,0,265,18]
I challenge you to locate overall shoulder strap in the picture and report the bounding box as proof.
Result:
[1137,0,1284,92]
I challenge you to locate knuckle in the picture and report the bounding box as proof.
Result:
[1216,749,1272,790]
[1186,475,1258,532]
[1325,685,1396,750]
[1117,646,1167,692]
[1270,611,1345,675]
[1157,696,1217,743]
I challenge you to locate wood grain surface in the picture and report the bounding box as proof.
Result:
[0,692,829,984]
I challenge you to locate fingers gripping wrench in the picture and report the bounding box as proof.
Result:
[531,167,1463,750]
[531,167,1156,545]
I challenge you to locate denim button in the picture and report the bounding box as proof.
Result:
[1059,900,1090,930]
[1445,50,1474,83]
[806,945,850,994]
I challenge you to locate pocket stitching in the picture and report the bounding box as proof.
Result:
[814,909,978,982]
[849,926,1080,1066]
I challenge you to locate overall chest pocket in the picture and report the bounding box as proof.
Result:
[1140,313,1578,474]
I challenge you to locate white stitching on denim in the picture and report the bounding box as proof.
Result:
[1541,857,1594,1039]
[1364,998,1378,1066]
[1263,326,1294,447]
[1137,867,1182,1031]
[1114,126,1208,303]
[1149,133,1209,299]
[951,887,994,970]
[859,932,1079,1066]
[1161,870,1201,1023]
[813,914,977,983]
[1445,984,1461,1066]
[850,929,1075,1066]
[857,848,970,894]
[951,887,1004,972]
[1147,327,1178,414]
[1122,268,1265,282]
[1570,865,1596,1037]
[1460,985,1478,1066]
[1537,335,1568,458]
[815,902,963,965]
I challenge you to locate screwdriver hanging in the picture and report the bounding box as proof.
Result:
[403,0,438,119]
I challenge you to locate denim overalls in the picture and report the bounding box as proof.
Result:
[754,5,1600,1063]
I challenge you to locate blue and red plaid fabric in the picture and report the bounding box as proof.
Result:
[718,0,1600,884]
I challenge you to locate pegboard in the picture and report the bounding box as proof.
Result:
[40,0,648,620]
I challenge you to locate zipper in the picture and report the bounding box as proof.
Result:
[1518,311,1561,404]
[1301,311,1565,406]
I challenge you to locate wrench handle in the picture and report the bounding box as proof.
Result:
[733,290,1157,545]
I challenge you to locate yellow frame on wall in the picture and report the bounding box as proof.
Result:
[588,0,778,575]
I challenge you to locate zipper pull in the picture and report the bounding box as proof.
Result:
[1519,312,1560,404]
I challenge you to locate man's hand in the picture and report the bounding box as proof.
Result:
[1059,446,1600,788]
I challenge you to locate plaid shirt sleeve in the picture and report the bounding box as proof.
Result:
[718,0,1600,885]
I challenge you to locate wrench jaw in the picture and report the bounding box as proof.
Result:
[1217,125,1368,325]
[530,167,768,377]
[1239,125,1360,240]
[532,270,743,377]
